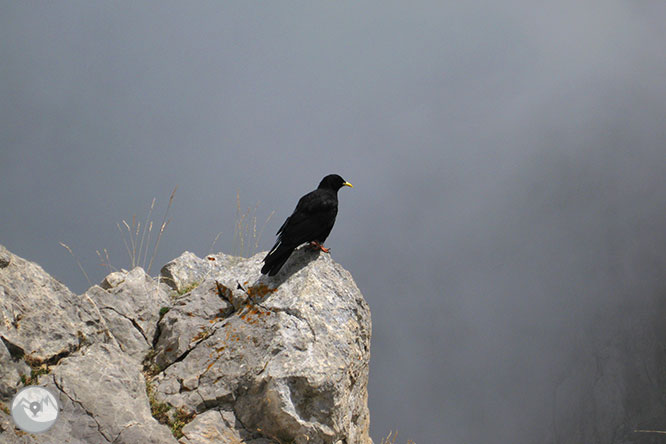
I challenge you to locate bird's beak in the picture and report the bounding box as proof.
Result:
[343,181,353,188]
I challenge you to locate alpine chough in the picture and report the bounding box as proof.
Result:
[261,174,353,276]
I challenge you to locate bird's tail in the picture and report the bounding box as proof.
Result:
[261,244,295,276]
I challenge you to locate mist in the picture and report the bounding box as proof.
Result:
[2,2,665,442]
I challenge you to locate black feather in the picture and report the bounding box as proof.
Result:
[261,174,351,276]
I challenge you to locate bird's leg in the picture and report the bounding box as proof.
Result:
[309,241,330,253]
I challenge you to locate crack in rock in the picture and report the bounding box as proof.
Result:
[53,376,111,443]
[102,306,150,344]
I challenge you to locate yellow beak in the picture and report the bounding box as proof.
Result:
[343,181,353,188]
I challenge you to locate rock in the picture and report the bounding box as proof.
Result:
[160,251,216,294]
[44,342,178,444]
[153,279,233,370]
[0,245,372,444]
[0,248,10,268]
[151,248,372,444]
[100,270,127,289]
[0,245,107,364]
[0,339,30,400]
[86,267,171,361]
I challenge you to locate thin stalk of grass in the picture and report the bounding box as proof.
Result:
[117,222,133,264]
[233,192,274,258]
[133,217,140,268]
[147,185,177,274]
[233,191,244,256]
[142,221,154,269]
[255,210,275,253]
[208,232,223,255]
[95,249,114,274]
[138,198,156,268]
[120,219,138,267]
[59,242,92,287]
[380,431,415,444]
[126,216,137,268]
[381,431,396,444]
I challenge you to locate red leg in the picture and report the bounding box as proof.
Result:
[309,241,330,253]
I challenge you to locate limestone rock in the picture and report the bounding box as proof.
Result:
[0,339,29,400]
[44,342,178,444]
[151,248,372,444]
[0,245,372,444]
[0,245,106,365]
[160,251,216,294]
[153,279,233,370]
[86,267,171,361]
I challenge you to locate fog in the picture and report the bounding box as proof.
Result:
[2,2,665,442]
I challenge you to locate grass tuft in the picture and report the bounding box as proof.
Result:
[170,408,196,438]
[19,363,50,386]
[145,377,195,439]
[147,186,177,274]
[118,186,177,274]
[61,186,177,286]
[232,191,274,258]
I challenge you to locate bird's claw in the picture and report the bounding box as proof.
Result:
[309,241,330,253]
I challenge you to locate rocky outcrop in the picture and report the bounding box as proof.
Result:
[0,245,372,444]
[154,250,372,444]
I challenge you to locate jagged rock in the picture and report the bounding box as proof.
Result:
[160,251,217,294]
[151,248,372,444]
[0,248,10,268]
[42,342,178,444]
[178,409,275,444]
[86,267,171,361]
[0,245,106,365]
[153,279,233,370]
[0,245,372,444]
[0,339,30,400]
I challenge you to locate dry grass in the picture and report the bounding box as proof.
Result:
[381,431,415,444]
[59,241,91,287]
[232,191,274,258]
[62,186,177,283]
[110,185,177,274]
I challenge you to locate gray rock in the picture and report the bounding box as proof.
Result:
[46,342,178,444]
[152,248,372,444]
[87,267,171,361]
[160,251,215,294]
[153,279,233,370]
[0,248,10,268]
[178,409,260,444]
[0,339,30,401]
[0,245,372,444]
[0,410,42,443]
[0,244,107,363]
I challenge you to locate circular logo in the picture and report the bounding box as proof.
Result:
[10,386,60,433]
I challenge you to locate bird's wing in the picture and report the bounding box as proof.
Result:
[275,190,337,246]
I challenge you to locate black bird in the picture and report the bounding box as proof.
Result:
[261,174,353,276]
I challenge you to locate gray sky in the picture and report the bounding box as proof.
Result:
[2,2,666,443]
